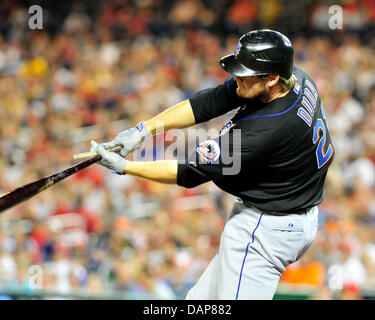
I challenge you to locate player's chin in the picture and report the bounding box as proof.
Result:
[236,87,249,98]
[237,87,257,99]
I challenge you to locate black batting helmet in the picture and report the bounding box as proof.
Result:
[220,29,294,79]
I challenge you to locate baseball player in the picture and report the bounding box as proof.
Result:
[91,29,334,300]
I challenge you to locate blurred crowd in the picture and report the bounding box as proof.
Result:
[0,0,374,300]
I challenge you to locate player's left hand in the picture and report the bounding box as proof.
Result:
[98,121,151,157]
[91,141,129,174]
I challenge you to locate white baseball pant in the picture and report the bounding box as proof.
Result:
[185,198,319,300]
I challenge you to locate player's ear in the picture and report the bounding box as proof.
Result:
[265,74,280,88]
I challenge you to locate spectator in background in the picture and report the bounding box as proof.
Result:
[280,251,326,288]
[0,246,17,287]
[338,282,362,300]
[226,0,259,34]
[337,241,367,289]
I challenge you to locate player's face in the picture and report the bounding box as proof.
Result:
[234,75,268,99]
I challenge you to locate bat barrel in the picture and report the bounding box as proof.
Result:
[0,155,102,213]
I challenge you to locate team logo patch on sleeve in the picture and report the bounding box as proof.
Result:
[196,140,221,164]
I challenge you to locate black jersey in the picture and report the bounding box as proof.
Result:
[177,66,335,213]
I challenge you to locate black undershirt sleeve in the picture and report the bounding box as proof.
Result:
[189,77,244,124]
[177,162,211,188]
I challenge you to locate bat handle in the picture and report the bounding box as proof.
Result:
[73,146,122,159]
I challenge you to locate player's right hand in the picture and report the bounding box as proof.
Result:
[98,121,151,157]
[91,141,129,174]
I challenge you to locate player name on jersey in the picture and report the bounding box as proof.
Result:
[297,79,319,127]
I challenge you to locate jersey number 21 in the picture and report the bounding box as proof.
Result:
[313,104,334,169]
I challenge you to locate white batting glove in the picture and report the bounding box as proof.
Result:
[91,141,129,175]
[99,121,151,157]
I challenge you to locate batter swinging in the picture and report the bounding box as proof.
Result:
[91,29,334,300]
